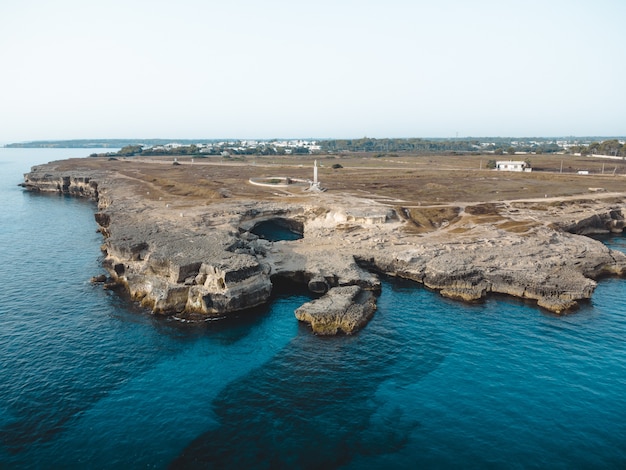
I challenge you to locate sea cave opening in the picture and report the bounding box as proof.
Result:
[250,218,304,242]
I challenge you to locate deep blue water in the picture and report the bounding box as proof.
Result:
[251,220,303,242]
[1,148,626,469]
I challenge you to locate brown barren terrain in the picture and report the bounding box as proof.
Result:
[51,152,626,210]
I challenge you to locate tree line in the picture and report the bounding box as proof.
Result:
[319,138,481,153]
[568,139,626,157]
[318,138,567,154]
[88,143,312,159]
[85,138,625,159]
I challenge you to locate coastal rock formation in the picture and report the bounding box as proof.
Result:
[295,285,377,335]
[21,160,626,334]
[355,227,621,314]
[97,212,273,316]
[21,165,101,198]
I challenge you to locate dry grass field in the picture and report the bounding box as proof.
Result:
[53,152,626,208]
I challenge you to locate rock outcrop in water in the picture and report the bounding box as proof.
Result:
[22,160,626,334]
[295,285,377,335]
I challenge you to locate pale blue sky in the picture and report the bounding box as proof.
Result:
[1,0,624,142]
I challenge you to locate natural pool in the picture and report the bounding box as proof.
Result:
[250,218,304,242]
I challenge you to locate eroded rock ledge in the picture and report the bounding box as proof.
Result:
[22,162,626,334]
[295,285,377,335]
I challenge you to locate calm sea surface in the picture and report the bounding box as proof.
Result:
[1,148,626,469]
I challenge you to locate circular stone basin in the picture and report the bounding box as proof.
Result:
[251,219,303,242]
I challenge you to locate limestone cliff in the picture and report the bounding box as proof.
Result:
[21,161,626,335]
[21,164,101,198]
[354,228,621,314]
[295,285,377,335]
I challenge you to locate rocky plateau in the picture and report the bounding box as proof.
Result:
[22,158,626,335]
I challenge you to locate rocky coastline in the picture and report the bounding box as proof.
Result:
[22,159,626,335]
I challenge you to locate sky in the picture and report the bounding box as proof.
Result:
[0,0,624,142]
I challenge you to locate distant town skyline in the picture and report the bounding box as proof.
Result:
[1,0,624,143]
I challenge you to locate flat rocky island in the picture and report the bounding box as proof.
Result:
[22,154,626,334]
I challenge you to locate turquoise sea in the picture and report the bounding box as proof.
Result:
[1,148,626,469]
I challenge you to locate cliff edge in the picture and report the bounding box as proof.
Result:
[22,158,626,334]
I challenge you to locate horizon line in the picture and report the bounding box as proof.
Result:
[5,135,626,146]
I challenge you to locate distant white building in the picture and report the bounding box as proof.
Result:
[496,160,532,172]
